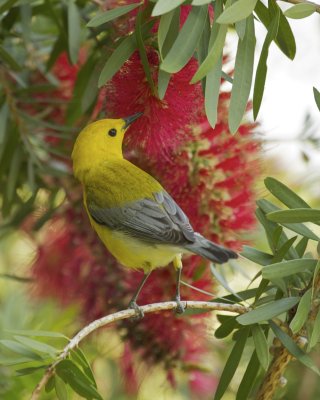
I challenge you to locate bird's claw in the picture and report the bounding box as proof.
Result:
[175,297,185,315]
[129,301,144,320]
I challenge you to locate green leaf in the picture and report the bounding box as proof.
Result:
[253,6,280,119]
[71,348,96,387]
[158,7,180,59]
[295,237,309,257]
[215,317,239,339]
[313,87,320,112]
[290,289,312,333]
[160,5,208,73]
[312,261,320,299]
[192,0,211,4]
[214,328,249,400]
[67,0,81,65]
[228,15,255,133]
[270,321,320,376]
[56,360,103,400]
[98,20,154,87]
[152,0,185,16]
[252,325,269,370]
[55,375,69,400]
[14,336,58,358]
[0,340,43,361]
[236,351,260,400]
[267,209,320,224]
[157,70,171,100]
[241,246,273,266]
[135,10,156,93]
[309,309,320,349]
[255,0,296,60]
[264,177,310,209]
[16,365,47,376]
[87,2,142,27]
[197,11,210,92]
[272,236,297,263]
[0,45,22,71]
[235,18,247,40]
[262,259,317,280]
[217,0,258,24]
[0,0,18,14]
[284,3,317,19]
[210,264,242,301]
[45,375,55,393]
[258,198,319,241]
[5,329,67,339]
[237,297,300,325]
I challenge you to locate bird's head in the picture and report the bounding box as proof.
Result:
[72,113,142,181]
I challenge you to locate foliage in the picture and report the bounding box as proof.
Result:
[1,0,320,399]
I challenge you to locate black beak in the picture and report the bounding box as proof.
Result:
[123,112,143,129]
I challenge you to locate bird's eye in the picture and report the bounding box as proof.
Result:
[108,128,117,137]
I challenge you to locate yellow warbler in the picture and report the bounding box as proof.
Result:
[72,113,237,316]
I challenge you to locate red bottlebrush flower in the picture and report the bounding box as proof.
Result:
[105,50,203,159]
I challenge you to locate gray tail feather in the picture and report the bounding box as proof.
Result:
[184,233,238,264]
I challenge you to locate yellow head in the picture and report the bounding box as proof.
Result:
[72,113,142,181]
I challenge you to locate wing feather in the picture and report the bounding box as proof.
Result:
[87,189,196,246]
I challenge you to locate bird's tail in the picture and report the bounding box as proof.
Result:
[184,233,238,264]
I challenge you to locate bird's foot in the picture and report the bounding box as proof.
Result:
[174,296,186,315]
[129,300,144,320]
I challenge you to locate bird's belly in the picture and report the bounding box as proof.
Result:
[93,223,181,271]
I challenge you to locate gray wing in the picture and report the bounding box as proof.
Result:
[87,190,196,246]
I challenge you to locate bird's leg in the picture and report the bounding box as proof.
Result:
[173,255,185,314]
[128,271,151,319]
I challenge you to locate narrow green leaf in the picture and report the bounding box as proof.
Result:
[262,259,317,280]
[14,336,58,357]
[264,177,310,209]
[56,360,103,400]
[253,7,280,119]
[204,0,223,127]
[0,340,43,361]
[197,11,210,92]
[87,3,142,27]
[258,197,319,241]
[284,3,317,19]
[0,0,18,14]
[190,19,227,83]
[6,145,23,205]
[5,329,67,339]
[192,0,211,4]
[158,70,171,100]
[309,309,320,349]
[45,376,55,393]
[267,209,320,224]
[272,236,297,263]
[16,365,47,376]
[152,0,185,16]
[313,87,320,112]
[270,321,320,376]
[161,5,208,73]
[67,0,81,65]
[290,289,312,333]
[98,20,154,87]
[252,325,269,370]
[55,375,69,400]
[215,317,239,339]
[71,348,96,387]
[158,7,180,59]
[236,351,260,400]
[135,10,156,93]
[237,297,300,325]
[255,0,296,60]
[295,237,309,257]
[210,264,242,300]
[312,261,320,299]
[0,45,22,71]
[214,328,249,400]
[235,18,247,40]
[228,15,255,133]
[0,356,38,366]
[217,0,258,24]
[241,246,273,266]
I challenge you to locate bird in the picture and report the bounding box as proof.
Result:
[72,113,238,317]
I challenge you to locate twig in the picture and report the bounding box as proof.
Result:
[30,300,249,400]
[279,0,320,13]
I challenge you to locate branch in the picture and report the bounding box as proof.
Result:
[30,300,249,400]
[279,0,320,13]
